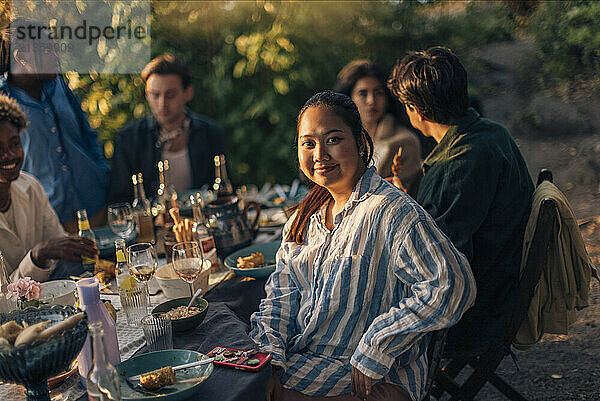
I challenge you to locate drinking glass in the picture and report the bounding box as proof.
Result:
[171,241,204,297]
[119,284,149,327]
[126,242,157,308]
[141,314,173,352]
[108,203,135,238]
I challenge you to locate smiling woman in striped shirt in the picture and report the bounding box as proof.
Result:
[250,91,476,401]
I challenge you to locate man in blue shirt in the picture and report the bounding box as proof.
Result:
[0,22,109,232]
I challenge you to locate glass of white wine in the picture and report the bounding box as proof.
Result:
[107,202,135,238]
[126,242,157,308]
[171,241,204,297]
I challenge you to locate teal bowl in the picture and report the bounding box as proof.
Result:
[152,297,208,333]
[0,305,88,401]
[223,240,280,279]
[116,349,213,400]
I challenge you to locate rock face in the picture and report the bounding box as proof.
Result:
[471,37,600,139]
[517,95,594,137]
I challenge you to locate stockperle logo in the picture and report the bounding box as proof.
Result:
[10,0,151,74]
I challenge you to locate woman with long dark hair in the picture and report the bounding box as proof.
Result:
[250,91,476,401]
[334,60,423,196]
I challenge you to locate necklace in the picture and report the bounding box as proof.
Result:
[0,193,11,213]
[157,117,190,147]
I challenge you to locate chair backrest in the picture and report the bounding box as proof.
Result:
[503,170,559,346]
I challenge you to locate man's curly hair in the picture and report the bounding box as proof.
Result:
[0,93,28,130]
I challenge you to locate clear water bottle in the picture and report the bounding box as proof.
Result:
[86,321,122,400]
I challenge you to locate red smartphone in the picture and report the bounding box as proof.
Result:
[206,347,271,372]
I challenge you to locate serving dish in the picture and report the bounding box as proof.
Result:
[40,280,77,307]
[0,305,88,401]
[116,349,213,400]
[152,297,209,333]
[154,262,211,300]
[223,241,280,279]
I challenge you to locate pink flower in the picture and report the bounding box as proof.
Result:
[7,277,43,301]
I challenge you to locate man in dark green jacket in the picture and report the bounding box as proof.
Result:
[388,46,534,355]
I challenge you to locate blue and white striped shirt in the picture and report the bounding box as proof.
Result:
[250,167,476,400]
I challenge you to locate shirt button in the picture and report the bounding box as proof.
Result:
[51,127,57,133]
[56,146,62,153]
[62,165,68,171]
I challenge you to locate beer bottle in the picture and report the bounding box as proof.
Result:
[77,209,98,272]
[131,173,155,244]
[157,160,178,225]
[114,239,131,288]
[212,154,233,198]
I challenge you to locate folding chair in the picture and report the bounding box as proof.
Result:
[422,329,448,401]
[429,169,559,401]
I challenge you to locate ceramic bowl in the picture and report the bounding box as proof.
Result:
[40,280,77,307]
[223,240,279,279]
[0,305,88,401]
[116,349,213,400]
[155,262,210,299]
[152,297,209,333]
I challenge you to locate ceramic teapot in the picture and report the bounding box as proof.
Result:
[205,196,261,259]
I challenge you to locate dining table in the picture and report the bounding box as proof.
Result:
[0,226,281,401]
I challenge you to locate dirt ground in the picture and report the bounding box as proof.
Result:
[438,39,600,401]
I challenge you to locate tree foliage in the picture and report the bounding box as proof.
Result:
[66,1,515,186]
[527,0,600,91]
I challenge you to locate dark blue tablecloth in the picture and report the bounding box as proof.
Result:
[175,275,270,401]
[79,274,270,401]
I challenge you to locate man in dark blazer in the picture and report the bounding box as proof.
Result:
[108,54,225,204]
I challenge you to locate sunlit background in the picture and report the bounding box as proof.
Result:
[1,0,598,186]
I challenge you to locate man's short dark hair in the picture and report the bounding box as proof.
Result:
[0,93,28,130]
[388,46,469,125]
[141,54,192,88]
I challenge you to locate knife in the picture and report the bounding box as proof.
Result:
[128,357,214,381]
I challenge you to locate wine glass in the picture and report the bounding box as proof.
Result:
[171,241,204,297]
[108,203,135,238]
[126,242,157,307]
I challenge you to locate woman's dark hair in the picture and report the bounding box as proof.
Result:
[333,59,391,100]
[141,53,192,88]
[334,59,412,129]
[388,46,469,125]
[285,91,373,245]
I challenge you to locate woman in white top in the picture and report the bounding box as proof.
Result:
[0,94,97,281]
[334,60,423,197]
[250,91,476,401]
